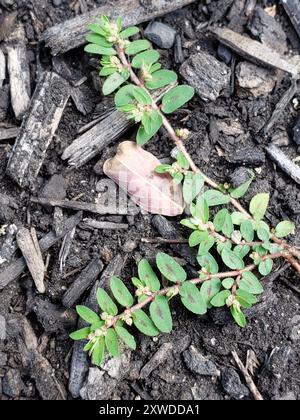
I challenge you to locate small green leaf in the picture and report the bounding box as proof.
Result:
[90,321,105,332]
[232,212,250,225]
[115,84,137,107]
[110,277,134,308]
[222,213,234,238]
[197,253,219,275]
[132,277,144,288]
[275,221,295,238]
[96,288,118,316]
[132,87,152,105]
[217,240,232,255]
[214,209,228,232]
[76,306,101,324]
[85,44,116,56]
[249,193,270,221]
[258,258,273,276]
[120,26,140,39]
[133,309,159,336]
[100,67,118,76]
[137,111,163,146]
[210,290,231,307]
[115,323,136,350]
[125,39,151,55]
[222,278,235,290]
[105,329,120,357]
[222,249,245,270]
[146,70,178,90]
[103,72,126,96]
[193,195,209,223]
[70,327,90,341]
[116,17,122,32]
[204,190,230,206]
[83,341,94,353]
[177,152,190,169]
[200,279,222,307]
[230,176,254,199]
[132,50,160,68]
[138,259,160,292]
[183,172,204,204]
[180,282,207,315]
[257,228,270,242]
[92,337,106,366]
[198,235,215,256]
[230,306,246,328]
[86,34,113,48]
[189,230,208,247]
[161,85,195,114]
[236,289,257,306]
[156,252,187,283]
[239,271,263,295]
[240,220,254,242]
[87,23,107,37]
[234,245,250,259]
[180,219,197,230]
[172,172,184,185]
[149,296,172,333]
[155,164,172,174]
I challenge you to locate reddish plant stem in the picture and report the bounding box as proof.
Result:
[116,46,300,272]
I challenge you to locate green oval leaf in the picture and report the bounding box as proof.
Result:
[193,195,209,223]
[131,50,160,68]
[198,235,215,256]
[92,337,105,366]
[87,23,107,37]
[183,172,204,204]
[115,324,136,350]
[96,288,118,316]
[76,306,101,324]
[239,271,263,295]
[275,221,295,238]
[120,26,140,39]
[222,278,235,290]
[70,327,90,341]
[137,111,163,146]
[156,252,187,283]
[85,43,116,56]
[180,282,207,315]
[249,193,270,221]
[258,258,273,276]
[222,213,234,238]
[138,259,161,292]
[230,306,246,328]
[133,309,159,336]
[149,295,172,333]
[103,72,126,96]
[210,290,231,307]
[110,277,134,308]
[236,289,257,306]
[200,278,222,307]
[146,70,178,90]
[197,253,219,275]
[257,228,270,242]
[86,34,113,48]
[240,220,254,242]
[204,190,230,206]
[221,249,245,270]
[230,175,254,199]
[125,39,151,55]
[189,230,208,247]
[132,87,152,105]
[232,212,250,226]
[213,209,228,232]
[162,85,195,114]
[105,328,120,357]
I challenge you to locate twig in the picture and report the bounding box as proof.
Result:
[232,350,264,401]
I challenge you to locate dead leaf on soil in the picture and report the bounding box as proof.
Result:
[103,141,184,216]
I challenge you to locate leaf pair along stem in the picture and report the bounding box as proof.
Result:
[116,45,300,275]
[105,251,288,329]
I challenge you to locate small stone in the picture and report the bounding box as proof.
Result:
[293,118,300,145]
[40,174,67,201]
[80,369,117,400]
[236,62,277,98]
[183,346,220,377]
[229,167,253,189]
[216,119,244,137]
[180,52,231,102]
[221,368,249,400]
[101,349,131,379]
[0,352,8,367]
[123,240,137,253]
[2,369,23,398]
[144,21,176,49]
[0,315,6,340]
[52,0,62,7]
[226,147,266,167]
[272,131,290,147]
[217,43,232,65]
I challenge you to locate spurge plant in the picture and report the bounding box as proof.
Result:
[70,16,300,366]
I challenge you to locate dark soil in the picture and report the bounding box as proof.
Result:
[0,0,300,401]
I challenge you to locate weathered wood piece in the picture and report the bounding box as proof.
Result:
[282,0,300,39]
[41,0,196,56]
[81,219,128,231]
[31,197,129,215]
[264,79,298,134]
[0,47,5,88]
[16,228,46,294]
[180,51,231,101]
[6,24,31,120]
[62,258,104,308]
[0,126,19,141]
[266,144,300,185]
[68,254,124,398]
[0,212,82,290]
[6,72,70,188]
[210,27,300,75]
[59,227,76,273]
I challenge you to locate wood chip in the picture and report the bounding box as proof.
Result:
[282,0,300,39]
[6,72,70,188]
[0,126,19,141]
[0,47,5,87]
[210,27,300,75]
[16,228,46,294]
[81,219,129,231]
[41,0,196,56]
[266,144,300,185]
